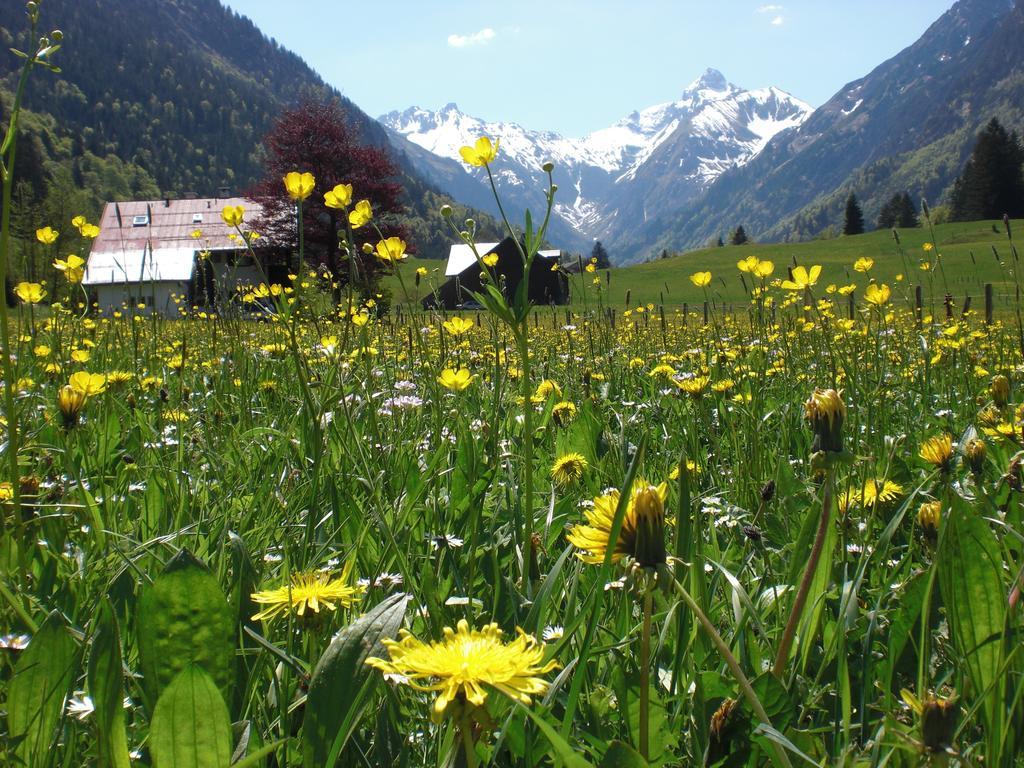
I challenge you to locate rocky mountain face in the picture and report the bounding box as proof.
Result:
[380,69,812,255]
[633,0,1024,259]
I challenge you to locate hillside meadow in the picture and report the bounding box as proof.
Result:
[393,219,1024,316]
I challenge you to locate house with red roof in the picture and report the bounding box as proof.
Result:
[84,196,283,315]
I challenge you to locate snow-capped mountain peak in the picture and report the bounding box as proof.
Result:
[379,71,812,250]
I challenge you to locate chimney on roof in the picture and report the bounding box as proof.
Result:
[217,185,230,199]
[162,191,174,207]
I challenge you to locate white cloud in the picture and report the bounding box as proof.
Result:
[756,4,783,12]
[770,15,784,25]
[447,27,496,48]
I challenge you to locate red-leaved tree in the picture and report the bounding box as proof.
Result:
[249,99,407,304]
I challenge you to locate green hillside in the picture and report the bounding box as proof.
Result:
[387,219,1023,313]
[0,0,498,265]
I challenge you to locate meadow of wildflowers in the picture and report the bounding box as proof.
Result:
[5,7,1024,768]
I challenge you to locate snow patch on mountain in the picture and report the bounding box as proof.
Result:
[379,69,812,242]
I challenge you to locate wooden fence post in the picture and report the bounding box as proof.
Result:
[985,283,993,324]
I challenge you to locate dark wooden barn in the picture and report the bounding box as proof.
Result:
[422,236,569,310]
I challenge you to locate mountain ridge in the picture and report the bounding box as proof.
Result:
[379,69,812,255]
[623,0,1024,260]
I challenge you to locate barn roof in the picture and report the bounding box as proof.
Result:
[84,196,263,286]
[445,242,560,276]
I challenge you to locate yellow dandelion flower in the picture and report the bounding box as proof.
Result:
[531,379,562,403]
[673,375,710,397]
[919,433,954,471]
[668,459,700,480]
[567,481,668,565]
[551,400,577,426]
[551,452,588,486]
[366,619,557,722]
[57,385,87,427]
[860,478,903,507]
[917,502,942,541]
[251,563,364,621]
[649,363,676,378]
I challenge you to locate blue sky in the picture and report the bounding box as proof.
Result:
[224,0,955,136]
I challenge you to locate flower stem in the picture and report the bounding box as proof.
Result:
[639,585,653,760]
[457,712,479,768]
[672,578,793,768]
[773,466,834,678]
[517,328,535,589]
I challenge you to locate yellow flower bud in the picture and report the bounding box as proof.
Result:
[633,485,667,568]
[805,388,845,453]
[991,374,1010,408]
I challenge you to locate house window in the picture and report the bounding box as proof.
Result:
[132,214,149,227]
[192,214,203,224]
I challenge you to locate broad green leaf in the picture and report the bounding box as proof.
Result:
[751,672,794,732]
[938,497,1005,733]
[599,740,649,768]
[137,549,233,709]
[8,610,77,767]
[150,665,233,768]
[303,592,411,768]
[88,601,131,768]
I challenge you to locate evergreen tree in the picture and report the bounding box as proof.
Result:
[717,235,724,247]
[730,226,748,245]
[950,118,1024,221]
[896,192,918,228]
[590,241,611,269]
[877,192,918,229]
[876,193,900,230]
[843,192,865,235]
